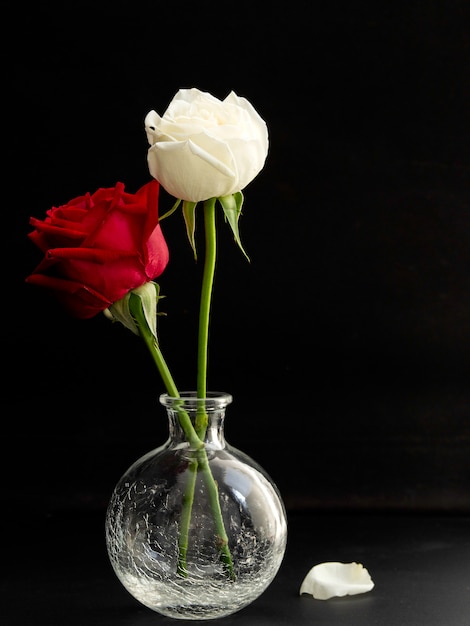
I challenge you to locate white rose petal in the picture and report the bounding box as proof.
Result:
[145,88,269,202]
[299,562,374,600]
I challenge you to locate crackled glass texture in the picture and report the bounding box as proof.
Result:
[105,392,288,620]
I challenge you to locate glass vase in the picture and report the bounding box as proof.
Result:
[105,391,288,620]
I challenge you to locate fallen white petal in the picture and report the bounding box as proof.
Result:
[299,562,374,600]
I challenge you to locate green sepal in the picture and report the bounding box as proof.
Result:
[218,192,250,261]
[104,281,164,341]
[182,200,198,260]
[159,197,181,221]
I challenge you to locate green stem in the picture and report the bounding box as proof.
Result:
[196,448,235,578]
[194,198,234,576]
[128,292,235,579]
[128,294,198,576]
[129,294,199,447]
[177,456,198,577]
[197,198,217,402]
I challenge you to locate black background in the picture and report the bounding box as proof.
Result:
[4,0,469,517]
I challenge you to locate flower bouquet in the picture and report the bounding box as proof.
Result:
[26,88,287,620]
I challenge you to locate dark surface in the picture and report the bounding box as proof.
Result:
[3,511,470,626]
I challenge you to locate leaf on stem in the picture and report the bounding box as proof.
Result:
[218,192,250,261]
[182,200,198,260]
[159,197,182,221]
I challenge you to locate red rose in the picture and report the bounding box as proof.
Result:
[26,180,169,319]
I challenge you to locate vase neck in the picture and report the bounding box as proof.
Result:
[160,392,232,450]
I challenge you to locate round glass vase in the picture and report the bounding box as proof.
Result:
[105,391,288,620]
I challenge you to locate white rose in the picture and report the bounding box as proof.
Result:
[145,88,269,202]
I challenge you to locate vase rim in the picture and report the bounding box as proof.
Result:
[159,391,233,407]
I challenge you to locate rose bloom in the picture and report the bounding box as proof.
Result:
[145,88,269,202]
[26,180,169,319]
